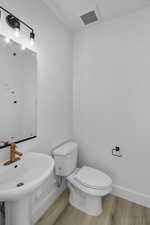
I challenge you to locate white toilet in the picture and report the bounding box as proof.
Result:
[53,142,112,216]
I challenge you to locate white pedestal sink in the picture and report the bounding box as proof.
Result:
[0,152,54,225]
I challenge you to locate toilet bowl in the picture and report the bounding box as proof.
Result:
[53,142,112,216]
[67,167,112,216]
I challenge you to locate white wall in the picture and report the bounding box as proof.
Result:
[74,7,150,205]
[0,0,73,223]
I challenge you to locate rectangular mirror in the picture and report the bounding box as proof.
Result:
[0,34,37,148]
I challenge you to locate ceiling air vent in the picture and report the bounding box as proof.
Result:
[80,10,98,25]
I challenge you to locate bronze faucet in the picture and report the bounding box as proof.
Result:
[4,143,23,166]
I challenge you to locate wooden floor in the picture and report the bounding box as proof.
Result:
[36,190,150,225]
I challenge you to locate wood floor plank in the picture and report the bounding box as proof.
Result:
[130,202,147,225]
[111,197,133,225]
[36,190,69,225]
[144,206,150,225]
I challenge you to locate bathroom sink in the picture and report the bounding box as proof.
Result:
[0,152,54,201]
[0,152,54,225]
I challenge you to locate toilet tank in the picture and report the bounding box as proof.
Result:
[53,142,78,176]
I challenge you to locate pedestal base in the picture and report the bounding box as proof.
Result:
[5,196,31,225]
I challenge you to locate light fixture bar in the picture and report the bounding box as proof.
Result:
[0,5,35,46]
[0,6,34,33]
[0,6,35,46]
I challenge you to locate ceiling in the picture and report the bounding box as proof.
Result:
[43,0,150,31]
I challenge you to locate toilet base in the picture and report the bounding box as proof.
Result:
[68,183,102,216]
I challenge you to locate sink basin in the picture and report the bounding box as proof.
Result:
[0,152,54,225]
[0,152,54,201]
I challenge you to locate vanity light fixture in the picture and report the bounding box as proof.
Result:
[0,6,35,46]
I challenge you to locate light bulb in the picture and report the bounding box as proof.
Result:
[30,38,34,47]
[21,45,26,51]
[5,37,10,44]
[30,31,35,47]
[15,27,20,38]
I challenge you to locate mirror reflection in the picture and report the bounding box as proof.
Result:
[0,35,37,148]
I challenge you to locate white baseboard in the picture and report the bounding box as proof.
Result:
[32,184,66,225]
[112,184,150,208]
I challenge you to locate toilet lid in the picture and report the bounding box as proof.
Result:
[74,166,112,190]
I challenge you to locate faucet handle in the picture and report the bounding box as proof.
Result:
[15,151,23,156]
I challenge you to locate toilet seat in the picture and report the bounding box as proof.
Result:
[67,168,112,196]
[74,166,112,190]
